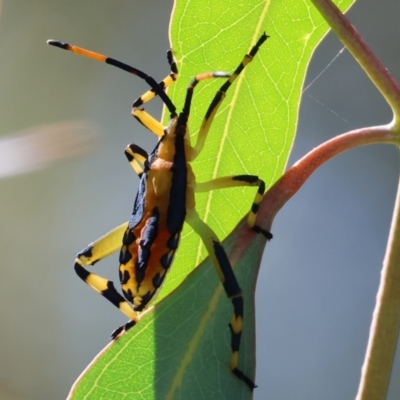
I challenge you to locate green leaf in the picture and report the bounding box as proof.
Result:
[69,1,354,399]
[69,230,263,400]
[158,0,355,302]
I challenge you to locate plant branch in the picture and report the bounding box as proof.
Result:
[355,174,400,399]
[307,1,400,399]
[232,125,396,259]
[309,0,400,127]
[256,125,397,226]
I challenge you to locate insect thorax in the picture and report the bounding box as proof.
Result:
[118,116,197,311]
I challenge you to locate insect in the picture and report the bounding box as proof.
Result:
[47,32,271,390]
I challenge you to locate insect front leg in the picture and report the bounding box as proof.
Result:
[74,222,140,338]
[124,143,149,177]
[131,50,178,136]
[196,175,272,239]
[185,209,256,391]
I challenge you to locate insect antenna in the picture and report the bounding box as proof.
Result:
[47,39,177,117]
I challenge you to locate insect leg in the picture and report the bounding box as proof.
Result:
[196,175,272,239]
[124,143,149,177]
[191,33,269,159]
[131,50,178,136]
[181,71,230,120]
[185,209,256,391]
[74,222,140,335]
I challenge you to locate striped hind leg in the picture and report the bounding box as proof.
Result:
[185,209,256,391]
[74,222,140,338]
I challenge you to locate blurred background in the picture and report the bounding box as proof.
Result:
[0,0,399,399]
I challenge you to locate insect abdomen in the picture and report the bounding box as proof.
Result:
[119,217,181,311]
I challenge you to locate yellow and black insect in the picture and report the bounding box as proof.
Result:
[47,33,271,390]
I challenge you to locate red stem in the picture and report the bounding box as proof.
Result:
[242,125,397,238]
